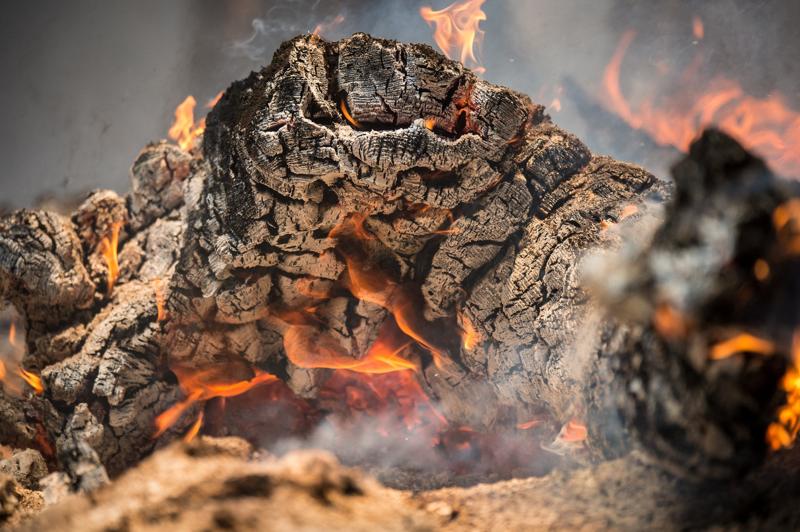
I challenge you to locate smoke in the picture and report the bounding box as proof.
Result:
[228,1,327,61]
[266,405,561,489]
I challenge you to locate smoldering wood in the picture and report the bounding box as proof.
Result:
[0,32,795,490]
[585,129,800,478]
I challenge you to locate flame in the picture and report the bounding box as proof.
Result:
[458,311,481,350]
[183,411,204,443]
[709,333,775,361]
[768,333,800,450]
[8,323,15,347]
[560,419,588,442]
[653,304,688,340]
[17,369,44,395]
[99,222,122,295]
[420,0,486,74]
[312,14,345,37]
[692,16,704,40]
[339,98,362,129]
[168,91,223,151]
[602,30,800,177]
[773,199,800,254]
[516,418,542,430]
[155,366,278,437]
[754,259,771,282]
[330,214,452,370]
[283,324,417,374]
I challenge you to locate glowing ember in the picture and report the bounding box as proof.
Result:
[99,221,122,295]
[653,304,688,340]
[692,16,704,40]
[560,419,588,443]
[602,30,800,177]
[767,332,800,450]
[339,98,362,129]
[754,259,771,281]
[420,0,486,74]
[319,370,448,434]
[709,333,775,361]
[773,199,800,254]
[168,91,223,151]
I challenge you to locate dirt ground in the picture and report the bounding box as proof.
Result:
[4,436,800,531]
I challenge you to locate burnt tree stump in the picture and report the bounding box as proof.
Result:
[0,34,795,484]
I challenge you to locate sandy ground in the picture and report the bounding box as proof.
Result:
[4,437,800,531]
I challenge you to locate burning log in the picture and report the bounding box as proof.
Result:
[585,129,800,478]
[0,32,795,491]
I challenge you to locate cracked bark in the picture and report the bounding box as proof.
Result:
[0,34,792,483]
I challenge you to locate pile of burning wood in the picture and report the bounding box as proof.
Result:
[2,31,800,530]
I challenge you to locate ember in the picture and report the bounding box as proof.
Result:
[98,221,122,295]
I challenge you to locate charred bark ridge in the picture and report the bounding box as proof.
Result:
[0,33,792,485]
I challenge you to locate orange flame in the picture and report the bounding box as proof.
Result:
[420,0,486,74]
[17,369,44,395]
[339,98,362,129]
[312,14,345,38]
[709,333,775,361]
[99,222,122,295]
[8,323,16,347]
[653,304,688,340]
[283,324,417,374]
[154,366,278,437]
[168,91,223,151]
[602,30,800,177]
[458,311,481,350]
[516,418,542,430]
[767,332,800,450]
[183,411,204,443]
[692,16,704,40]
[773,199,800,254]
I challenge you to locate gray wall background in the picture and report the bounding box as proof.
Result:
[2,0,797,209]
